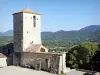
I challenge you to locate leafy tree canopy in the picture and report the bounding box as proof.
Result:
[66,42,99,69]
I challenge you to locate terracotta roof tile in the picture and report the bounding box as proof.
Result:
[24,44,41,52]
[13,8,40,15]
[0,53,7,58]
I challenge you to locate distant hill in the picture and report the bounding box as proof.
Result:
[79,25,100,32]
[0,25,100,36]
[3,30,13,36]
[0,32,3,36]
[0,25,100,47]
[41,25,100,47]
[0,30,13,36]
[42,25,100,39]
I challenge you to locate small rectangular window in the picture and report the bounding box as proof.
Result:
[27,31,28,33]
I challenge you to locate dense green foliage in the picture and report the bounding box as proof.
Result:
[66,42,100,69]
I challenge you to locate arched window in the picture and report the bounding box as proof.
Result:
[33,16,36,27]
[40,48,45,52]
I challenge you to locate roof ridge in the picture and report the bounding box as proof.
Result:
[13,8,40,15]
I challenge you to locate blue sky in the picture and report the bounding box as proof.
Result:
[0,0,100,32]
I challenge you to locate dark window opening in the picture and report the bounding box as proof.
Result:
[33,16,36,27]
[45,59,49,68]
[8,49,11,55]
[40,48,45,52]
[27,31,28,33]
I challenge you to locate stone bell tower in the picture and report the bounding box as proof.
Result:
[13,8,42,65]
[13,8,41,53]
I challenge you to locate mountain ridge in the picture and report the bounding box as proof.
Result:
[0,25,100,36]
[0,25,100,48]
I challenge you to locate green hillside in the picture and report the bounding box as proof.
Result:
[0,36,13,46]
[0,25,100,52]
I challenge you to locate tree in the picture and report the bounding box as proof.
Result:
[81,42,99,57]
[66,42,99,69]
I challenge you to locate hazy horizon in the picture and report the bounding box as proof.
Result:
[0,24,100,33]
[0,0,100,32]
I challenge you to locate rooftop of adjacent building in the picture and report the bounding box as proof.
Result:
[0,53,7,58]
[13,8,40,15]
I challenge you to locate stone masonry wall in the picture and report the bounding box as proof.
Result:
[21,53,61,74]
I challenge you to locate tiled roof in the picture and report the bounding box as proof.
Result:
[13,8,40,15]
[24,44,41,52]
[0,53,7,58]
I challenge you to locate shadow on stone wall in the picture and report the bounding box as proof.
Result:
[6,57,13,66]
